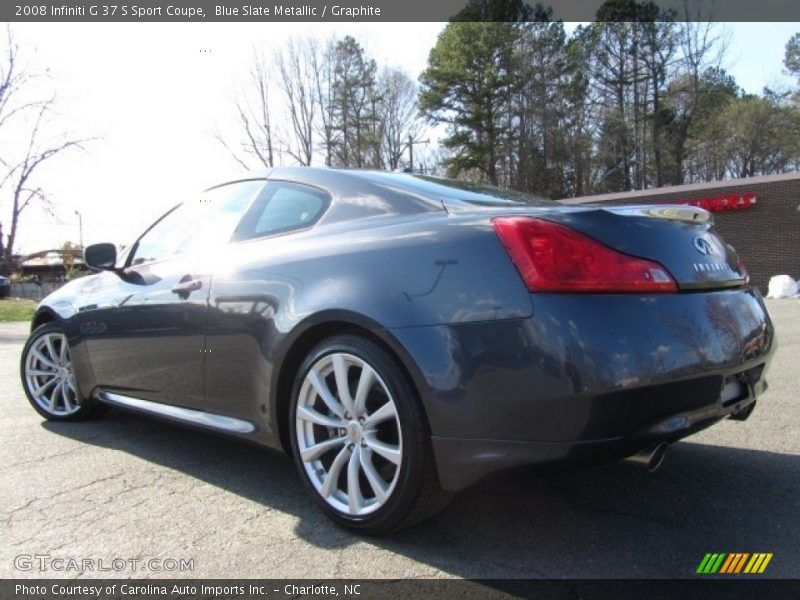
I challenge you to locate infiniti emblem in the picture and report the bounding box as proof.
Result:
[693,236,717,256]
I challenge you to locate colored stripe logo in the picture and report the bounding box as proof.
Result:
[696,553,773,574]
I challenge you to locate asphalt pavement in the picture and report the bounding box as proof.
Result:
[1,299,798,580]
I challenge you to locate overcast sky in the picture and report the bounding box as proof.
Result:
[4,21,799,254]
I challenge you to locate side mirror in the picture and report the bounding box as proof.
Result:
[84,243,118,271]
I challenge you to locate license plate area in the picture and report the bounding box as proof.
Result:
[721,376,749,406]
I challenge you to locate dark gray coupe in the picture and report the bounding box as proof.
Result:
[20,168,774,533]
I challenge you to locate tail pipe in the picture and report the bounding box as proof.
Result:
[624,442,669,472]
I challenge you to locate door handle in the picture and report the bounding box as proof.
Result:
[171,278,203,295]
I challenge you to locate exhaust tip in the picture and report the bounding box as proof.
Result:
[625,442,669,472]
[729,401,756,422]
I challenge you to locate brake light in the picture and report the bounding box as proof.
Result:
[492,217,677,293]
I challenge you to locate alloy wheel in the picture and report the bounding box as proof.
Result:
[295,352,403,516]
[23,331,81,417]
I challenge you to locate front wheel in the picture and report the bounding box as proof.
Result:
[289,335,449,534]
[21,323,105,421]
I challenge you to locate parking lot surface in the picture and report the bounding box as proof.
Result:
[1,299,798,579]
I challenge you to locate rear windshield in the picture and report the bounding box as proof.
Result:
[418,176,555,207]
[358,172,556,208]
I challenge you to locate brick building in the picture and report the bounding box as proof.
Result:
[559,172,800,293]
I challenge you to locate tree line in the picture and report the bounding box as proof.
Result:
[419,0,800,198]
[215,35,430,173]
[222,0,800,201]
[4,5,800,272]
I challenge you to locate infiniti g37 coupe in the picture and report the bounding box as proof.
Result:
[20,168,774,533]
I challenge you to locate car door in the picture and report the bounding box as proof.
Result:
[204,180,331,423]
[77,180,267,408]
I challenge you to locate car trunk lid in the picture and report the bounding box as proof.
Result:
[543,204,748,290]
[461,198,748,291]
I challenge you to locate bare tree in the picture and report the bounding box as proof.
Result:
[0,28,42,145]
[275,37,319,166]
[215,49,276,169]
[669,1,730,183]
[313,38,338,167]
[0,27,92,273]
[376,67,423,170]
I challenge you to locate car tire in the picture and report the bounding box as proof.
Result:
[20,322,106,421]
[289,334,450,534]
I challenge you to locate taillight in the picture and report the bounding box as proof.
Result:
[492,217,677,293]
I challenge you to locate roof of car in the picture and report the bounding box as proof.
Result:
[220,166,551,209]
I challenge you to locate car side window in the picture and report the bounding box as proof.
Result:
[232,181,329,242]
[129,180,265,266]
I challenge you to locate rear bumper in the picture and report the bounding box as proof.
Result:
[389,287,775,491]
[432,372,763,491]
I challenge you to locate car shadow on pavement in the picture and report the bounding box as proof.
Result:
[44,410,799,579]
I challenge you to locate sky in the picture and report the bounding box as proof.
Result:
[2,21,799,255]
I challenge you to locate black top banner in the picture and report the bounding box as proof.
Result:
[4,0,800,22]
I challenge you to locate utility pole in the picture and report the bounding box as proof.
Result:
[407,134,430,172]
[74,210,83,257]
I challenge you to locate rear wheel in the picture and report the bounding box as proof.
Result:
[21,323,104,421]
[289,334,449,534]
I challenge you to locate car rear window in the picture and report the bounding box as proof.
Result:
[232,181,330,241]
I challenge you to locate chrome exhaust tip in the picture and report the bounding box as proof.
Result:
[625,442,669,472]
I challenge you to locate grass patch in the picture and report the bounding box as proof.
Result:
[0,297,37,322]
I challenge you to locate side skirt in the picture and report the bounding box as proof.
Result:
[96,390,256,434]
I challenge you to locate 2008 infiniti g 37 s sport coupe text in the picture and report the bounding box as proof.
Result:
[20,168,774,533]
